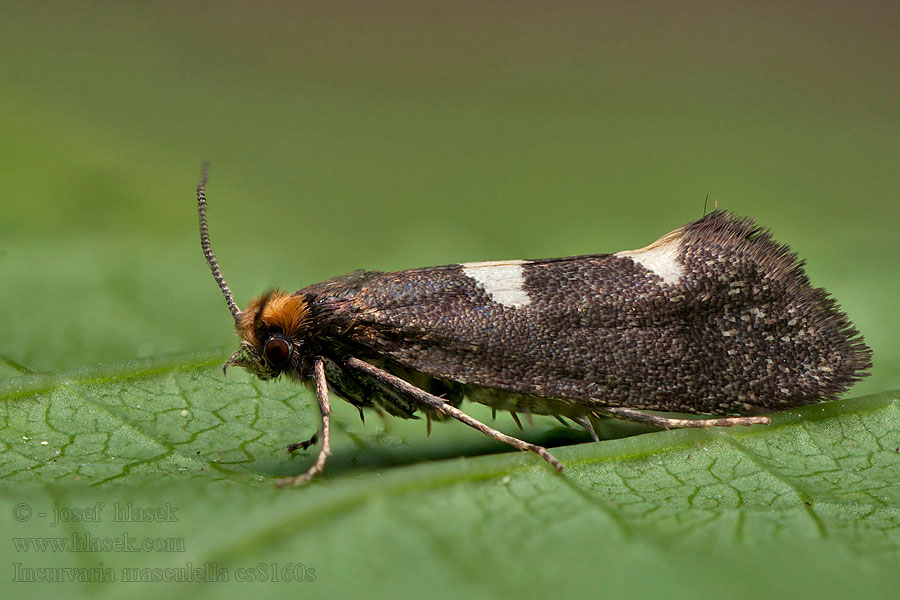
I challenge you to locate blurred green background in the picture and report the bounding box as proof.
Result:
[2,1,896,391]
[1,1,898,598]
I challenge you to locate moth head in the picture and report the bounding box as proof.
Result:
[196,164,311,381]
[226,290,311,380]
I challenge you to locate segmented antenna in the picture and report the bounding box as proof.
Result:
[197,163,242,324]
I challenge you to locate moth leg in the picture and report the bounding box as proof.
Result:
[276,357,332,487]
[572,415,600,442]
[345,357,563,472]
[286,432,318,453]
[595,407,771,429]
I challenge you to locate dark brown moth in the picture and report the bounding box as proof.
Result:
[196,166,871,486]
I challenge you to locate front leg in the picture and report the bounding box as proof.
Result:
[344,357,563,472]
[276,357,332,487]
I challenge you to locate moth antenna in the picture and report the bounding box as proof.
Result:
[197,163,242,325]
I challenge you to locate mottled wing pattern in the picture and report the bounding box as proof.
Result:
[336,212,871,415]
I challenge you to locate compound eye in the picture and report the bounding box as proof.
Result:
[263,336,291,368]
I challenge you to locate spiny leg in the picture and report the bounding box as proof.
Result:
[276,357,332,487]
[572,415,600,442]
[522,406,535,428]
[595,406,771,429]
[286,433,318,453]
[589,414,606,440]
[345,357,563,472]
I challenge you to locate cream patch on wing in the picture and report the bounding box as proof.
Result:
[614,228,685,285]
[461,260,532,308]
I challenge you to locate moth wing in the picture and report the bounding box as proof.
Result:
[341,212,870,415]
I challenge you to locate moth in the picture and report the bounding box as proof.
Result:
[196,166,871,486]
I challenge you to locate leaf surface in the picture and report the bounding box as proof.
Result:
[2,358,898,598]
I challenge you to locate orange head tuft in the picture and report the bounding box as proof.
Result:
[228,290,312,380]
[236,290,310,346]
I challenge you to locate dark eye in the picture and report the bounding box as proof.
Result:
[263,336,291,368]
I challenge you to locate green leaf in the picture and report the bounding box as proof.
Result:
[2,357,898,598]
